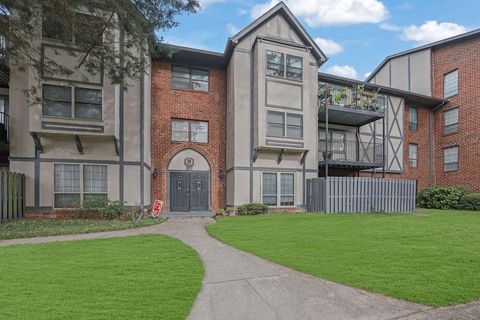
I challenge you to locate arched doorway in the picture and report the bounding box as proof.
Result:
[168,149,210,212]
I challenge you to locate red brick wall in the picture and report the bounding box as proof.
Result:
[431,36,480,192]
[151,60,227,212]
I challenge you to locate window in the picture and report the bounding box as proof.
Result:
[54,164,108,208]
[74,13,105,46]
[266,51,303,81]
[172,119,208,143]
[267,111,303,139]
[444,146,459,172]
[54,164,80,208]
[409,106,418,131]
[409,144,418,168]
[83,165,108,200]
[262,172,295,206]
[43,84,102,120]
[286,55,303,80]
[444,107,459,134]
[0,96,5,124]
[266,50,284,77]
[444,70,458,98]
[42,6,73,41]
[172,66,209,91]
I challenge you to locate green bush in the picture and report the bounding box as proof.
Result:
[72,198,138,221]
[237,203,268,215]
[460,193,480,211]
[417,187,470,209]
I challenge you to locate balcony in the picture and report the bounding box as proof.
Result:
[318,139,384,170]
[0,111,8,153]
[318,84,386,127]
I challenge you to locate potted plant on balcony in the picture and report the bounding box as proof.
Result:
[333,86,348,106]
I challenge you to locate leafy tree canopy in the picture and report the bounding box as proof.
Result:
[0,0,199,85]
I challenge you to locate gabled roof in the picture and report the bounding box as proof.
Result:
[366,28,480,82]
[225,1,327,64]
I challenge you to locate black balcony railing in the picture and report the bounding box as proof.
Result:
[0,111,9,144]
[319,139,384,164]
[318,83,386,113]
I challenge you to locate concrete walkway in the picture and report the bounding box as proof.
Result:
[1,218,479,319]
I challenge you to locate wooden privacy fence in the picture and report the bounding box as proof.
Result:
[306,177,416,213]
[0,171,26,223]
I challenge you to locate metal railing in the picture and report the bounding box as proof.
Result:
[319,139,383,164]
[318,84,387,113]
[0,111,9,144]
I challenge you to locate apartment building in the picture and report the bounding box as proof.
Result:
[367,29,480,191]
[3,8,151,212]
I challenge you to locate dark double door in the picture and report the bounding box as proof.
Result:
[170,171,209,212]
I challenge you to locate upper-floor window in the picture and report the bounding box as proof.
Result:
[266,50,303,81]
[172,119,208,143]
[443,146,458,172]
[409,106,418,131]
[172,66,209,91]
[267,111,303,139]
[444,107,459,134]
[42,84,102,120]
[409,144,417,168]
[444,70,458,98]
[42,7,104,46]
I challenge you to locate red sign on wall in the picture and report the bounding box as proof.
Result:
[151,200,163,218]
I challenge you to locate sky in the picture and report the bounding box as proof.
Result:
[159,0,480,80]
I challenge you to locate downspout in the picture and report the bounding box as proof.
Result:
[429,100,448,187]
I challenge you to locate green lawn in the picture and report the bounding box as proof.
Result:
[207,210,480,307]
[0,234,204,319]
[0,218,164,240]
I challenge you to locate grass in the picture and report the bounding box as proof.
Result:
[0,234,204,319]
[0,218,165,240]
[207,209,480,307]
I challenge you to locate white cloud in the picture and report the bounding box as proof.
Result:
[401,20,468,45]
[198,0,226,9]
[379,23,401,32]
[226,23,240,36]
[324,65,358,79]
[314,37,343,55]
[364,72,372,79]
[250,0,389,27]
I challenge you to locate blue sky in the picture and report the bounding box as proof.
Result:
[160,0,480,79]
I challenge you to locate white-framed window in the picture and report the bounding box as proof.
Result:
[444,70,458,98]
[443,146,458,172]
[171,119,208,143]
[444,107,459,134]
[409,106,418,131]
[42,84,102,120]
[54,164,108,208]
[266,50,303,81]
[267,111,303,139]
[409,144,418,168]
[262,172,295,206]
[171,65,209,91]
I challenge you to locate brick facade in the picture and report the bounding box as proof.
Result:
[430,36,480,192]
[151,60,227,212]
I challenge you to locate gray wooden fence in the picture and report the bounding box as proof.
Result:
[0,171,26,223]
[306,177,416,213]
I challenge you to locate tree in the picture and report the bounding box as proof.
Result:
[0,0,199,87]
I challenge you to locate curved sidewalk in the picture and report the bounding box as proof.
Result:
[1,218,479,319]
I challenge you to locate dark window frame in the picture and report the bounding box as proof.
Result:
[266,111,303,139]
[171,65,209,92]
[42,84,103,120]
[171,119,209,143]
[444,107,459,135]
[408,106,418,132]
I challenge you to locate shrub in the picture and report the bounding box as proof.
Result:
[72,198,138,221]
[417,187,470,209]
[460,193,480,211]
[237,203,268,215]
